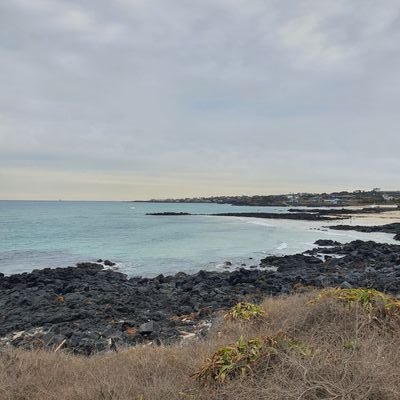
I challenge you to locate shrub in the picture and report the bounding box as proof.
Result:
[314,288,400,318]
[224,302,265,322]
[194,333,291,385]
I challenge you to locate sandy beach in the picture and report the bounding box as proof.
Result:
[324,209,400,226]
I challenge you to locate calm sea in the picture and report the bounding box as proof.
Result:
[0,201,396,276]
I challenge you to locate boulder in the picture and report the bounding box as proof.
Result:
[314,239,341,246]
[139,321,158,335]
[104,260,116,267]
[340,281,353,289]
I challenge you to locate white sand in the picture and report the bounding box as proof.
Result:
[325,210,400,227]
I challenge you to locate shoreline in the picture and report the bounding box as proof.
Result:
[146,206,400,221]
[2,217,398,278]
[2,202,399,277]
[1,206,399,355]
[1,236,400,355]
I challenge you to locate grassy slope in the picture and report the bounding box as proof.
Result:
[1,291,400,400]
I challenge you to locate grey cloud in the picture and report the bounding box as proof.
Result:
[0,0,399,199]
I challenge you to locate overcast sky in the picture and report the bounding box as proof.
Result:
[0,0,399,200]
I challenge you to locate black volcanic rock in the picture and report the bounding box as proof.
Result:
[314,239,342,246]
[209,212,339,221]
[328,223,400,241]
[1,240,400,354]
[148,212,343,221]
[146,212,191,216]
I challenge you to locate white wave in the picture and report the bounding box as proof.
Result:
[99,261,123,271]
[243,218,274,227]
[277,242,288,250]
[261,265,278,272]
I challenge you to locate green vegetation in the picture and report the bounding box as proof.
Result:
[194,333,313,385]
[314,288,400,318]
[224,302,265,322]
[194,334,284,384]
[194,336,266,384]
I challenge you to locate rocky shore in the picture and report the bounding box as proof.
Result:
[147,211,343,221]
[1,239,400,355]
[147,206,398,221]
[327,222,400,241]
[288,206,399,215]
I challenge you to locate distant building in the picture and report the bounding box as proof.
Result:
[324,198,339,205]
[383,194,394,201]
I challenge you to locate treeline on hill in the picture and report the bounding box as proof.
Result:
[145,190,400,207]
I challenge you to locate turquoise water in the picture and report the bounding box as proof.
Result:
[0,201,396,276]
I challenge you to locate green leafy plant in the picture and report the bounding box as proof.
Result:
[194,333,291,385]
[314,288,400,318]
[224,302,265,322]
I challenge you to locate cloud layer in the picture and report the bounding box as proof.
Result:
[1,0,399,199]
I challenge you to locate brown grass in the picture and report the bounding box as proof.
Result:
[1,290,400,400]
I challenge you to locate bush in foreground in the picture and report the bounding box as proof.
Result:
[224,302,265,322]
[194,333,286,384]
[315,288,400,318]
[194,332,312,385]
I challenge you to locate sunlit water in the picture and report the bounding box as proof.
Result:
[0,201,396,276]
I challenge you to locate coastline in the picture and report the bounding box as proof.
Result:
[1,236,399,355]
[327,209,400,225]
[2,201,399,277]
[1,205,399,355]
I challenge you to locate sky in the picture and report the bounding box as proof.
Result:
[0,0,399,200]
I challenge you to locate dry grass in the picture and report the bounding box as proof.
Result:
[1,290,400,400]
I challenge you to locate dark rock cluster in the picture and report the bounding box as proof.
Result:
[262,240,400,291]
[147,212,341,221]
[328,223,400,241]
[1,239,399,355]
[314,239,342,246]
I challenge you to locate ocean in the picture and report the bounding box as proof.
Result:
[0,201,396,277]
